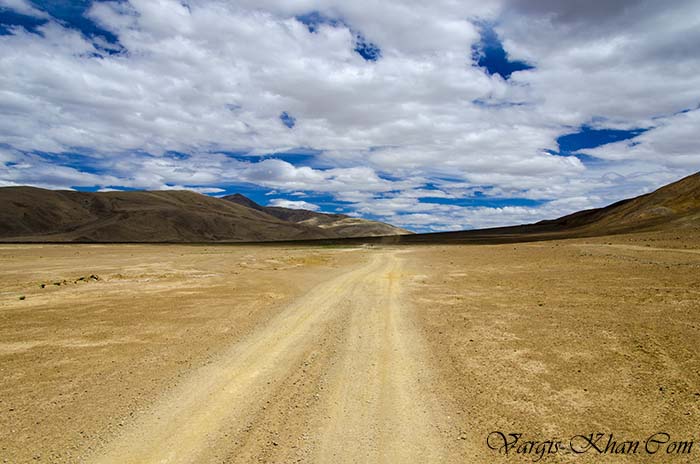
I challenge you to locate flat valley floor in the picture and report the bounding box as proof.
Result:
[1,230,699,463]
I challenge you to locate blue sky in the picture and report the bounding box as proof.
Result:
[1,0,699,232]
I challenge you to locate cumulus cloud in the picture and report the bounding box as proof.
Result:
[349,190,602,232]
[581,109,700,169]
[268,198,320,211]
[0,0,49,18]
[498,0,700,125]
[0,0,698,231]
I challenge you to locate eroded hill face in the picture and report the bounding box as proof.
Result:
[0,187,410,242]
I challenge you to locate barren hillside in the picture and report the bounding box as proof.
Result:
[0,188,408,242]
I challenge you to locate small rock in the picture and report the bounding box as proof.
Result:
[19,295,25,301]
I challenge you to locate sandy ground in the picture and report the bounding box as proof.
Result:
[1,230,699,463]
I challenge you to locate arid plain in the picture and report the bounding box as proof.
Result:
[1,228,699,463]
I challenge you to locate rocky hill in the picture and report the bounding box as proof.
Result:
[0,188,410,242]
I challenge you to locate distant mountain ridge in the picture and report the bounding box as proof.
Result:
[222,194,409,238]
[536,171,700,233]
[0,188,411,242]
[0,172,697,243]
[255,171,700,246]
[365,171,700,245]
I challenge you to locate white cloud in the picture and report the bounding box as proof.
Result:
[498,0,700,126]
[0,0,698,230]
[350,192,601,231]
[581,109,700,169]
[0,0,49,18]
[268,198,320,211]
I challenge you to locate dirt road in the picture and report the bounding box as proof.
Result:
[3,233,699,463]
[91,250,457,463]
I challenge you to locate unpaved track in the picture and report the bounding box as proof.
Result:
[314,252,453,463]
[91,250,454,463]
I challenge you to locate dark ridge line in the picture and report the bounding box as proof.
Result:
[0,225,647,247]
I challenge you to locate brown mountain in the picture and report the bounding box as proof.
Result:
[259,171,699,246]
[222,194,411,238]
[373,171,700,245]
[1,172,696,243]
[536,171,700,233]
[0,187,410,242]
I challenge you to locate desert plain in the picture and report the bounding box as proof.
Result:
[1,229,699,463]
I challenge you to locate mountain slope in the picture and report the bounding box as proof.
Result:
[0,187,410,242]
[0,188,334,242]
[395,171,700,244]
[537,171,700,233]
[222,194,412,237]
[264,172,700,245]
[1,172,696,243]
